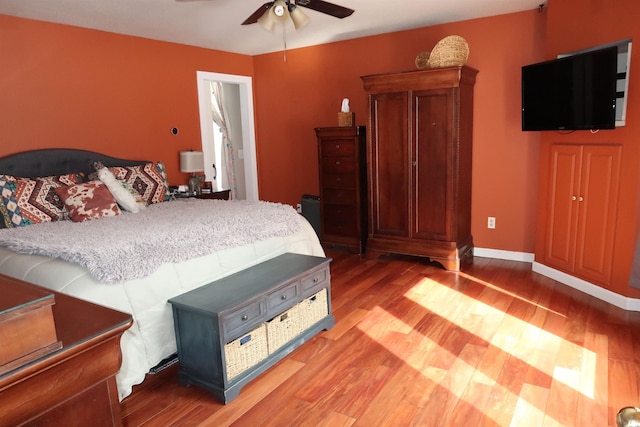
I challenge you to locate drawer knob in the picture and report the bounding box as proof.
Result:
[241,315,248,321]
[335,144,340,149]
[313,277,319,283]
[335,161,341,165]
[281,295,287,301]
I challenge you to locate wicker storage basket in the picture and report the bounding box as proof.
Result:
[425,35,469,69]
[224,324,268,380]
[415,51,430,69]
[338,112,355,127]
[297,288,328,331]
[266,304,301,354]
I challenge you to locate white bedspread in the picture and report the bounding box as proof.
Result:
[0,199,324,400]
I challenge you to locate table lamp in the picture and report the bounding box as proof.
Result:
[179,151,205,194]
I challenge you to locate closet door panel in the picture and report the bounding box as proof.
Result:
[370,92,410,237]
[573,145,621,283]
[544,145,581,271]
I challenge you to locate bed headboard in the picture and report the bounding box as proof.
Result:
[0,149,149,178]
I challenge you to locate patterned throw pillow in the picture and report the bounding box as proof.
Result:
[0,173,84,227]
[54,181,121,222]
[106,162,171,205]
[0,197,12,228]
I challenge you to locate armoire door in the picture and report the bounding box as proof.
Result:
[412,88,454,241]
[369,91,410,238]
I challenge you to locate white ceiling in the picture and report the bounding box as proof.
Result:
[0,0,543,56]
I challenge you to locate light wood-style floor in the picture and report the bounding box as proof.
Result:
[121,249,640,426]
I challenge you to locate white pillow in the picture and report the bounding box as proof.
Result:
[97,167,146,213]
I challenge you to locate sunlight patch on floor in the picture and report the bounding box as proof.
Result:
[407,277,597,399]
[356,305,508,425]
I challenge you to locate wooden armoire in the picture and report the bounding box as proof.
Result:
[361,66,477,271]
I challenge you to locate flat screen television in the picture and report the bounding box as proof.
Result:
[521,46,618,131]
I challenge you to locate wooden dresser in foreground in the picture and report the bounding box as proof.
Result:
[0,274,132,427]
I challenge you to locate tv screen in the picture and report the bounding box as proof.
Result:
[522,46,618,131]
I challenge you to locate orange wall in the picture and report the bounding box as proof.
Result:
[536,0,640,297]
[0,14,253,184]
[253,9,547,253]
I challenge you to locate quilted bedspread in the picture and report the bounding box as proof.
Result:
[0,199,303,284]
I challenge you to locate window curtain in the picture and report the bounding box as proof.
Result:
[210,82,237,198]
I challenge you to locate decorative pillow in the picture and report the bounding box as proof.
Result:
[0,173,84,227]
[97,166,146,213]
[54,181,121,222]
[0,197,12,229]
[106,162,171,205]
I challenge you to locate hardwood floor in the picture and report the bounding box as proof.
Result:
[121,249,640,426]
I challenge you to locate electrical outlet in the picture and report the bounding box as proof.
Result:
[487,217,496,229]
[296,203,302,214]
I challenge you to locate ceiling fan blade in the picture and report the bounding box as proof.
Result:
[296,0,354,19]
[242,2,273,25]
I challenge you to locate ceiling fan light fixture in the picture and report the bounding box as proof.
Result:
[269,0,290,23]
[288,4,310,30]
[257,8,277,31]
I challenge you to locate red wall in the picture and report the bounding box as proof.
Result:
[253,10,547,253]
[536,0,640,297]
[0,14,253,183]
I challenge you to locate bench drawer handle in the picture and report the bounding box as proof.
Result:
[241,315,248,321]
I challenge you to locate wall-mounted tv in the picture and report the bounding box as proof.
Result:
[521,46,618,131]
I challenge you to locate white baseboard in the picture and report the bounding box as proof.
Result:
[474,247,535,263]
[474,247,640,312]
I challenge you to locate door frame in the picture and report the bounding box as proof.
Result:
[196,71,259,201]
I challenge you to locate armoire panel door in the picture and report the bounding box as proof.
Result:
[573,145,621,284]
[412,88,453,241]
[370,92,410,237]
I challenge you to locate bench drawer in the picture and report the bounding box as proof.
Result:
[222,300,265,339]
[301,266,329,296]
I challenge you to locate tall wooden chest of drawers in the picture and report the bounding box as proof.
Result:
[315,126,367,253]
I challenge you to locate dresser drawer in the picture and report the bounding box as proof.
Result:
[322,172,356,189]
[323,204,357,220]
[322,157,355,173]
[266,280,299,316]
[321,140,355,156]
[322,219,358,236]
[322,189,356,205]
[301,267,330,295]
[222,300,266,339]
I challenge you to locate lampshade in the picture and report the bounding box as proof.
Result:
[179,151,204,173]
[288,5,310,30]
[270,0,290,23]
[258,9,277,31]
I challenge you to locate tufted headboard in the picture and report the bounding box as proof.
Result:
[0,148,149,178]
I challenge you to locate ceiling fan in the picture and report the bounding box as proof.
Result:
[242,0,354,26]
[176,0,354,32]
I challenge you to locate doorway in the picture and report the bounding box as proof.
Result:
[196,71,259,201]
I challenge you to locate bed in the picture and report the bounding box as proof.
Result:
[0,148,324,400]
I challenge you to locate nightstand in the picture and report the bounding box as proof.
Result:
[195,189,231,200]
